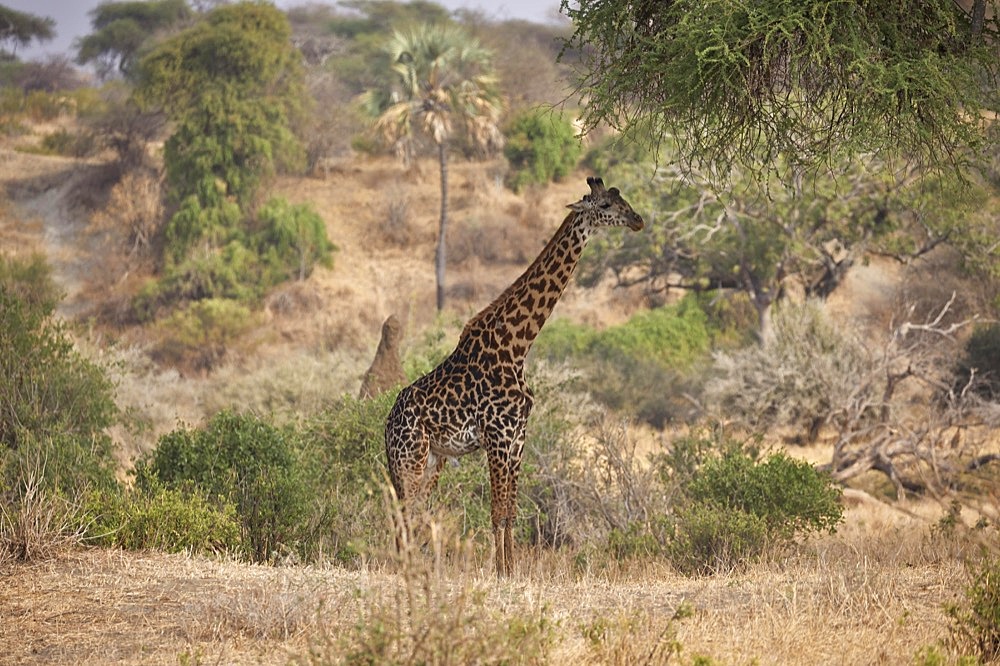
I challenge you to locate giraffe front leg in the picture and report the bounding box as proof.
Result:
[485,413,527,578]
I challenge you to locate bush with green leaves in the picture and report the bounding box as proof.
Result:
[253,196,336,283]
[0,255,118,498]
[84,478,241,554]
[503,109,582,191]
[140,410,311,562]
[947,550,1000,662]
[150,297,259,371]
[532,296,715,425]
[657,430,843,574]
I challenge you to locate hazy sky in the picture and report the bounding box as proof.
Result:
[5,0,567,62]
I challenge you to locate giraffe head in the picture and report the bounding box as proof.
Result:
[566,176,645,232]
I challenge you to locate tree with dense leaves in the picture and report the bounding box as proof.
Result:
[362,23,503,311]
[134,1,306,264]
[580,149,993,340]
[76,0,191,79]
[561,0,1000,182]
[0,5,54,58]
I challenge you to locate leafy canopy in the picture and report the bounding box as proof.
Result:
[76,0,191,79]
[0,5,54,58]
[135,1,307,263]
[562,0,1000,181]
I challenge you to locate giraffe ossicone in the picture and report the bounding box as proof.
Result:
[384,176,644,577]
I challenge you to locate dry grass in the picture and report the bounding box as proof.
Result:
[0,496,976,665]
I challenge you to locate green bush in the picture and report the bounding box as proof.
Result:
[0,255,118,494]
[254,196,335,283]
[136,198,334,322]
[142,410,310,562]
[302,391,403,562]
[947,551,1000,662]
[503,109,582,192]
[532,297,714,425]
[658,430,843,574]
[84,479,241,554]
[151,298,259,371]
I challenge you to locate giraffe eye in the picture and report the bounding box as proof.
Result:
[599,202,611,209]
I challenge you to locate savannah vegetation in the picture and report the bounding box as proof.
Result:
[1,0,1000,663]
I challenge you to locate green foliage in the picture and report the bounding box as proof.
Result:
[0,255,118,460]
[0,6,54,57]
[536,296,712,371]
[135,2,306,264]
[562,0,1000,181]
[76,0,191,79]
[254,196,336,282]
[955,324,1000,399]
[947,551,1000,662]
[84,478,241,554]
[503,109,581,191]
[301,391,398,562]
[658,430,843,574]
[533,296,714,425]
[142,410,311,562]
[151,298,259,371]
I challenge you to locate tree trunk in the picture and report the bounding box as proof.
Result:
[972,0,987,39]
[434,141,449,311]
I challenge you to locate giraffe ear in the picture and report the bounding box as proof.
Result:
[567,200,588,212]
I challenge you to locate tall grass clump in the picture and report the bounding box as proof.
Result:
[947,549,1000,662]
[308,525,555,665]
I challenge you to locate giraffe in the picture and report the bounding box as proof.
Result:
[384,176,644,576]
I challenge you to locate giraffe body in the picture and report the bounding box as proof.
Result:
[384,177,644,576]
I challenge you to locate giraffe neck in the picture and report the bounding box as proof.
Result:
[460,212,591,362]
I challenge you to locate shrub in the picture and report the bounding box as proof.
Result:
[253,196,335,282]
[142,410,311,562]
[704,300,870,440]
[0,255,118,491]
[658,430,844,574]
[37,128,97,157]
[302,391,400,561]
[947,551,1000,662]
[151,298,259,371]
[84,478,241,554]
[503,109,582,191]
[532,296,714,425]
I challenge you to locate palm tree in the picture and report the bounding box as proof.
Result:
[363,23,503,311]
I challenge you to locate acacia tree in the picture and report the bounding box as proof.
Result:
[76,0,191,80]
[363,23,503,311]
[579,151,995,340]
[562,0,1000,181]
[0,5,54,58]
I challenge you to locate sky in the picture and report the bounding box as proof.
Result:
[5,0,567,62]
